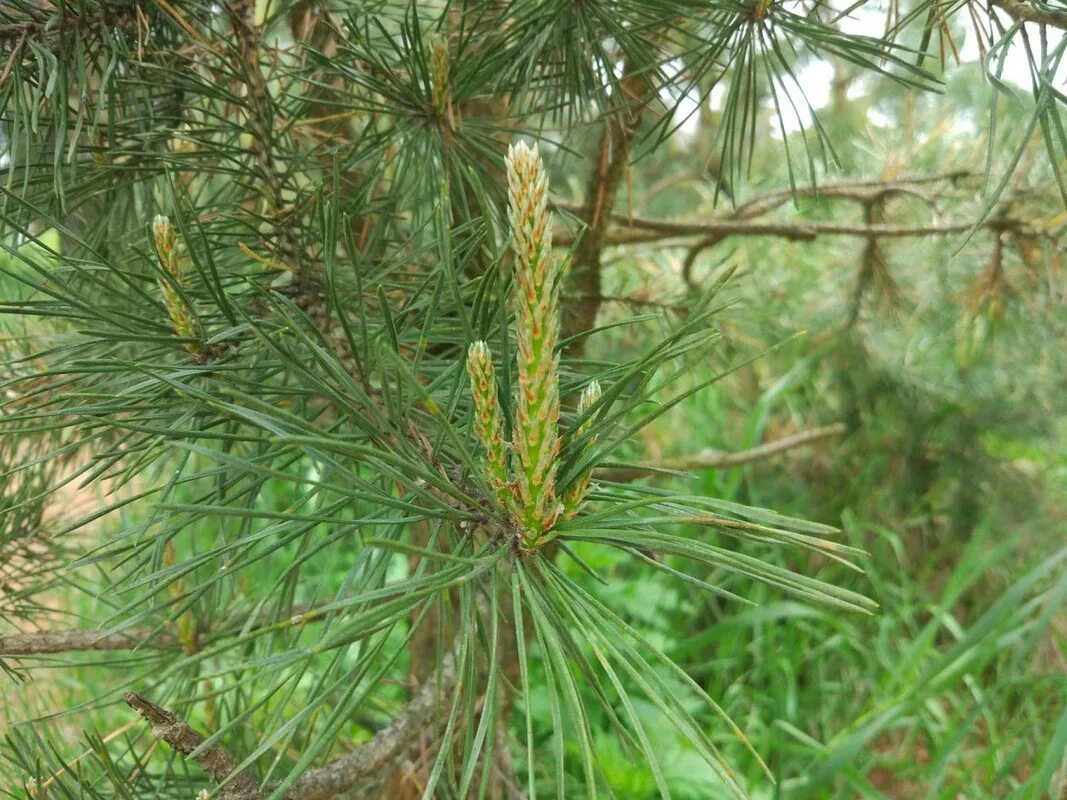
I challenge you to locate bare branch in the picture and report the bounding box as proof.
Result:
[122,692,260,797]
[599,423,847,482]
[124,654,457,800]
[573,292,691,314]
[554,173,965,225]
[725,174,962,219]
[1,603,317,656]
[989,0,1067,29]
[549,172,1024,249]
[0,629,174,656]
[682,235,725,289]
[554,216,1031,247]
[276,652,457,800]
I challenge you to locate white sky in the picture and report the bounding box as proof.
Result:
[657,1,1067,140]
[766,2,1065,135]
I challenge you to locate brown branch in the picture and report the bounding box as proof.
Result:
[1,602,317,656]
[599,423,847,482]
[725,174,962,219]
[562,62,652,353]
[682,234,726,289]
[0,5,138,48]
[551,172,988,250]
[0,30,26,88]
[989,0,1067,29]
[124,654,458,800]
[554,216,1030,247]
[123,692,260,797]
[0,629,173,656]
[573,292,691,314]
[276,652,456,800]
[554,172,966,224]
[849,196,900,324]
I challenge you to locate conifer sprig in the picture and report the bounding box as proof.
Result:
[152,215,202,356]
[507,141,564,538]
[561,379,602,522]
[467,143,602,547]
[466,341,513,511]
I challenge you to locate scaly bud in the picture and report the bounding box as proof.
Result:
[506,142,563,540]
[466,341,512,510]
[153,215,179,279]
[430,36,451,121]
[152,215,202,354]
[163,540,197,656]
[561,380,602,521]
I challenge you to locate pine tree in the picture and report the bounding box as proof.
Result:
[1,2,1063,798]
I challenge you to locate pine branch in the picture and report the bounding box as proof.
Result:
[0,3,144,91]
[598,423,846,482]
[225,1,306,279]
[554,214,1036,246]
[0,3,139,48]
[1,629,172,656]
[725,175,962,218]
[552,172,989,250]
[0,603,317,656]
[123,691,261,797]
[274,652,456,800]
[849,196,899,324]
[989,0,1067,29]
[578,292,692,314]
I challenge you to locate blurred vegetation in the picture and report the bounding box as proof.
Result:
[556,56,1067,795]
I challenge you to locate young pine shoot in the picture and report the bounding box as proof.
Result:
[467,142,602,549]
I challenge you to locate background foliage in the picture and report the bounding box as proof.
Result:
[1,1,1065,798]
